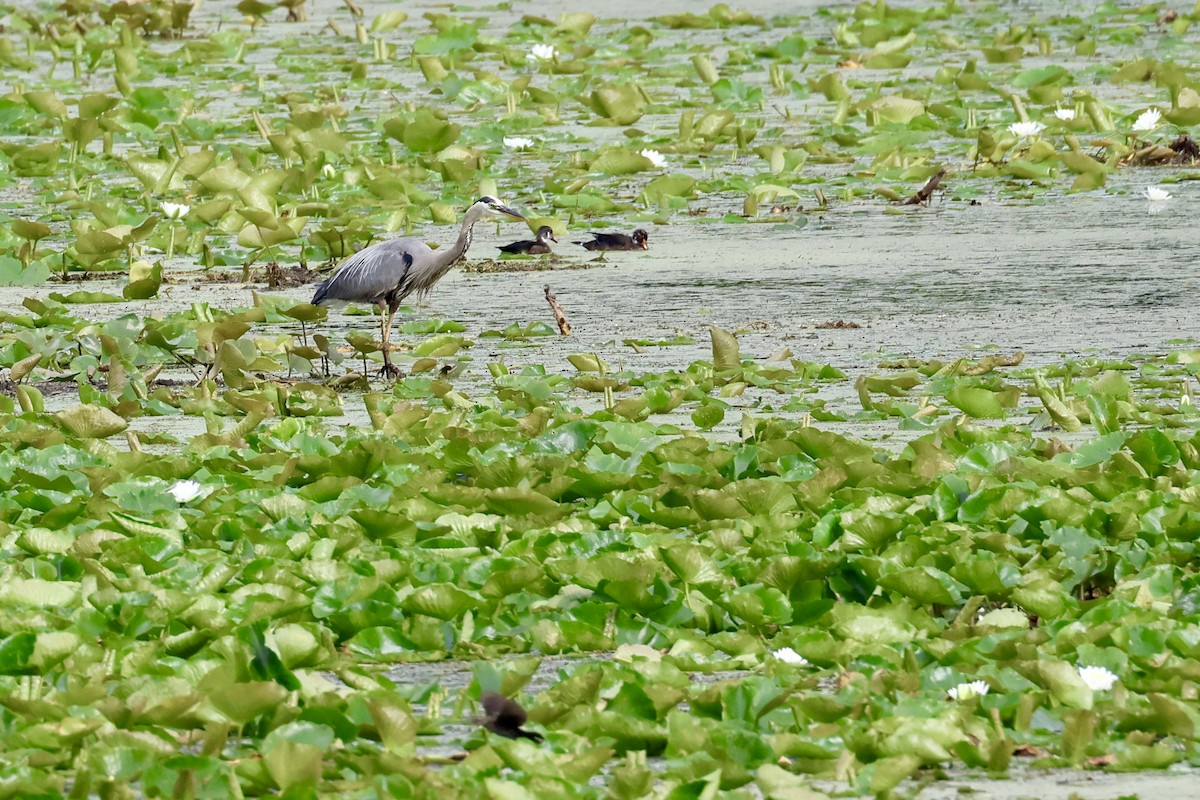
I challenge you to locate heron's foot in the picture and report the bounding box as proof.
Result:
[380,363,405,380]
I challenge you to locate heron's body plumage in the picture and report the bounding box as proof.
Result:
[312,237,433,308]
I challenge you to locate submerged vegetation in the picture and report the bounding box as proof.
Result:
[1,0,1199,797]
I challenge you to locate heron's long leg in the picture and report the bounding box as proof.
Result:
[379,300,402,378]
[378,300,392,370]
[378,299,388,353]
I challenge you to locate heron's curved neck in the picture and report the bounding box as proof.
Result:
[431,211,479,272]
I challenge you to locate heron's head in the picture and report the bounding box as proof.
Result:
[473,196,526,222]
[535,225,558,243]
[632,228,649,249]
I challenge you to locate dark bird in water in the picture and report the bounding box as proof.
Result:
[311,196,525,378]
[498,226,557,255]
[574,228,649,251]
[480,692,544,742]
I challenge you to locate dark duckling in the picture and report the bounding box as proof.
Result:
[574,228,649,251]
[498,226,557,255]
[480,692,544,742]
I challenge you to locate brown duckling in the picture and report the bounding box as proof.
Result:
[498,226,557,255]
[574,228,649,251]
[480,692,543,742]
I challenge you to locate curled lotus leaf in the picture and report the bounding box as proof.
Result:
[710,326,740,371]
[371,10,409,32]
[209,681,289,727]
[945,384,1020,419]
[24,90,67,117]
[127,157,186,192]
[693,110,736,140]
[402,584,479,621]
[582,83,647,125]
[125,260,162,300]
[590,148,652,176]
[282,304,327,323]
[9,353,42,382]
[555,11,596,35]
[197,160,251,193]
[366,696,417,753]
[394,109,461,154]
[871,95,925,124]
[412,335,471,357]
[79,93,120,119]
[238,216,306,248]
[1023,659,1094,710]
[567,353,611,373]
[240,171,289,211]
[641,175,696,203]
[75,229,124,256]
[177,150,218,178]
[12,220,51,242]
[691,403,725,430]
[18,527,74,555]
[48,290,124,304]
[56,404,128,438]
[0,578,80,608]
[264,740,323,793]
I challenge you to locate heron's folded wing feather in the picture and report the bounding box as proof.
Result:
[314,238,432,305]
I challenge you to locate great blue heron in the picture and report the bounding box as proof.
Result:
[574,228,649,251]
[311,196,525,377]
[498,225,557,255]
[480,692,543,742]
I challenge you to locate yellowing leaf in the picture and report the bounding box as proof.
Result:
[710,326,740,371]
[56,404,128,438]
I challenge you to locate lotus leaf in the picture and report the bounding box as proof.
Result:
[872,95,925,124]
[583,84,647,125]
[56,404,128,438]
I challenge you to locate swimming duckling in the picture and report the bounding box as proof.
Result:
[480,692,543,742]
[498,226,557,255]
[573,228,649,251]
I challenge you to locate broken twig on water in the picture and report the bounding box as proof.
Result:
[544,285,571,335]
[903,167,947,205]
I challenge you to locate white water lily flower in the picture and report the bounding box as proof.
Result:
[1054,108,1077,121]
[1007,121,1045,138]
[1132,107,1162,132]
[161,202,190,220]
[168,479,205,503]
[1143,186,1171,202]
[527,44,558,62]
[771,647,809,665]
[1078,665,1118,692]
[639,148,667,168]
[503,136,535,150]
[947,680,990,700]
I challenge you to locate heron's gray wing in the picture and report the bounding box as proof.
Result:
[312,238,433,305]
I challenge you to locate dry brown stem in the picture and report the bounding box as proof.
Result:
[544,285,571,335]
[903,167,947,205]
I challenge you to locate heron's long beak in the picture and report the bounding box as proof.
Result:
[494,204,526,221]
